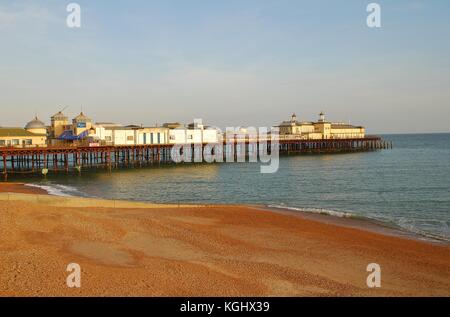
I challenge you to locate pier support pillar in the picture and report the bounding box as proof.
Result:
[2,155,6,177]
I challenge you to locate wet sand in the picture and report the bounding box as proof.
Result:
[0,185,449,296]
[0,182,48,195]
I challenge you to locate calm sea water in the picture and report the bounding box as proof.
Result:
[10,134,450,241]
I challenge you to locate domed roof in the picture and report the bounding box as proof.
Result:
[25,116,46,129]
[73,112,91,122]
[51,111,68,120]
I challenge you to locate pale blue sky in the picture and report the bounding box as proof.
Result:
[1,0,449,133]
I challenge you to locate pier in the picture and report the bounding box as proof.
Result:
[0,136,391,177]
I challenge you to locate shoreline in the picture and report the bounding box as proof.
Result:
[261,205,450,246]
[0,182,449,296]
[2,181,447,245]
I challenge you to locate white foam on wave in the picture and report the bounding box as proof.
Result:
[25,183,81,197]
[267,204,354,218]
[394,220,450,242]
[268,204,450,243]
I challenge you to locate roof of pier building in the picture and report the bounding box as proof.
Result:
[124,125,142,129]
[330,123,364,129]
[51,111,69,121]
[58,129,89,140]
[95,122,123,129]
[0,128,46,137]
[163,122,182,129]
[278,120,314,127]
[73,112,92,123]
[25,117,46,130]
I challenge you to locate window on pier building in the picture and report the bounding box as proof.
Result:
[0,140,5,146]
[157,133,161,144]
[12,139,19,145]
[127,136,134,141]
[25,139,32,145]
[151,133,154,144]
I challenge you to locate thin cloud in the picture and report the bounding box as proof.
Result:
[0,2,57,29]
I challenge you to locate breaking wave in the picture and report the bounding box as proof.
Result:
[267,204,450,243]
[267,204,355,218]
[25,183,84,197]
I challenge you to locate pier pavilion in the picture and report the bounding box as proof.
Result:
[278,112,366,140]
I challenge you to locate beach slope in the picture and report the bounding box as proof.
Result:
[0,190,449,296]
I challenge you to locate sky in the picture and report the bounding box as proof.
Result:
[0,0,449,133]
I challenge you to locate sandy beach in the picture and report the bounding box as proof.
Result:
[0,183,49,195]
[0,183,449,296]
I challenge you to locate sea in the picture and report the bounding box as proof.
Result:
[7,133,450,242]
